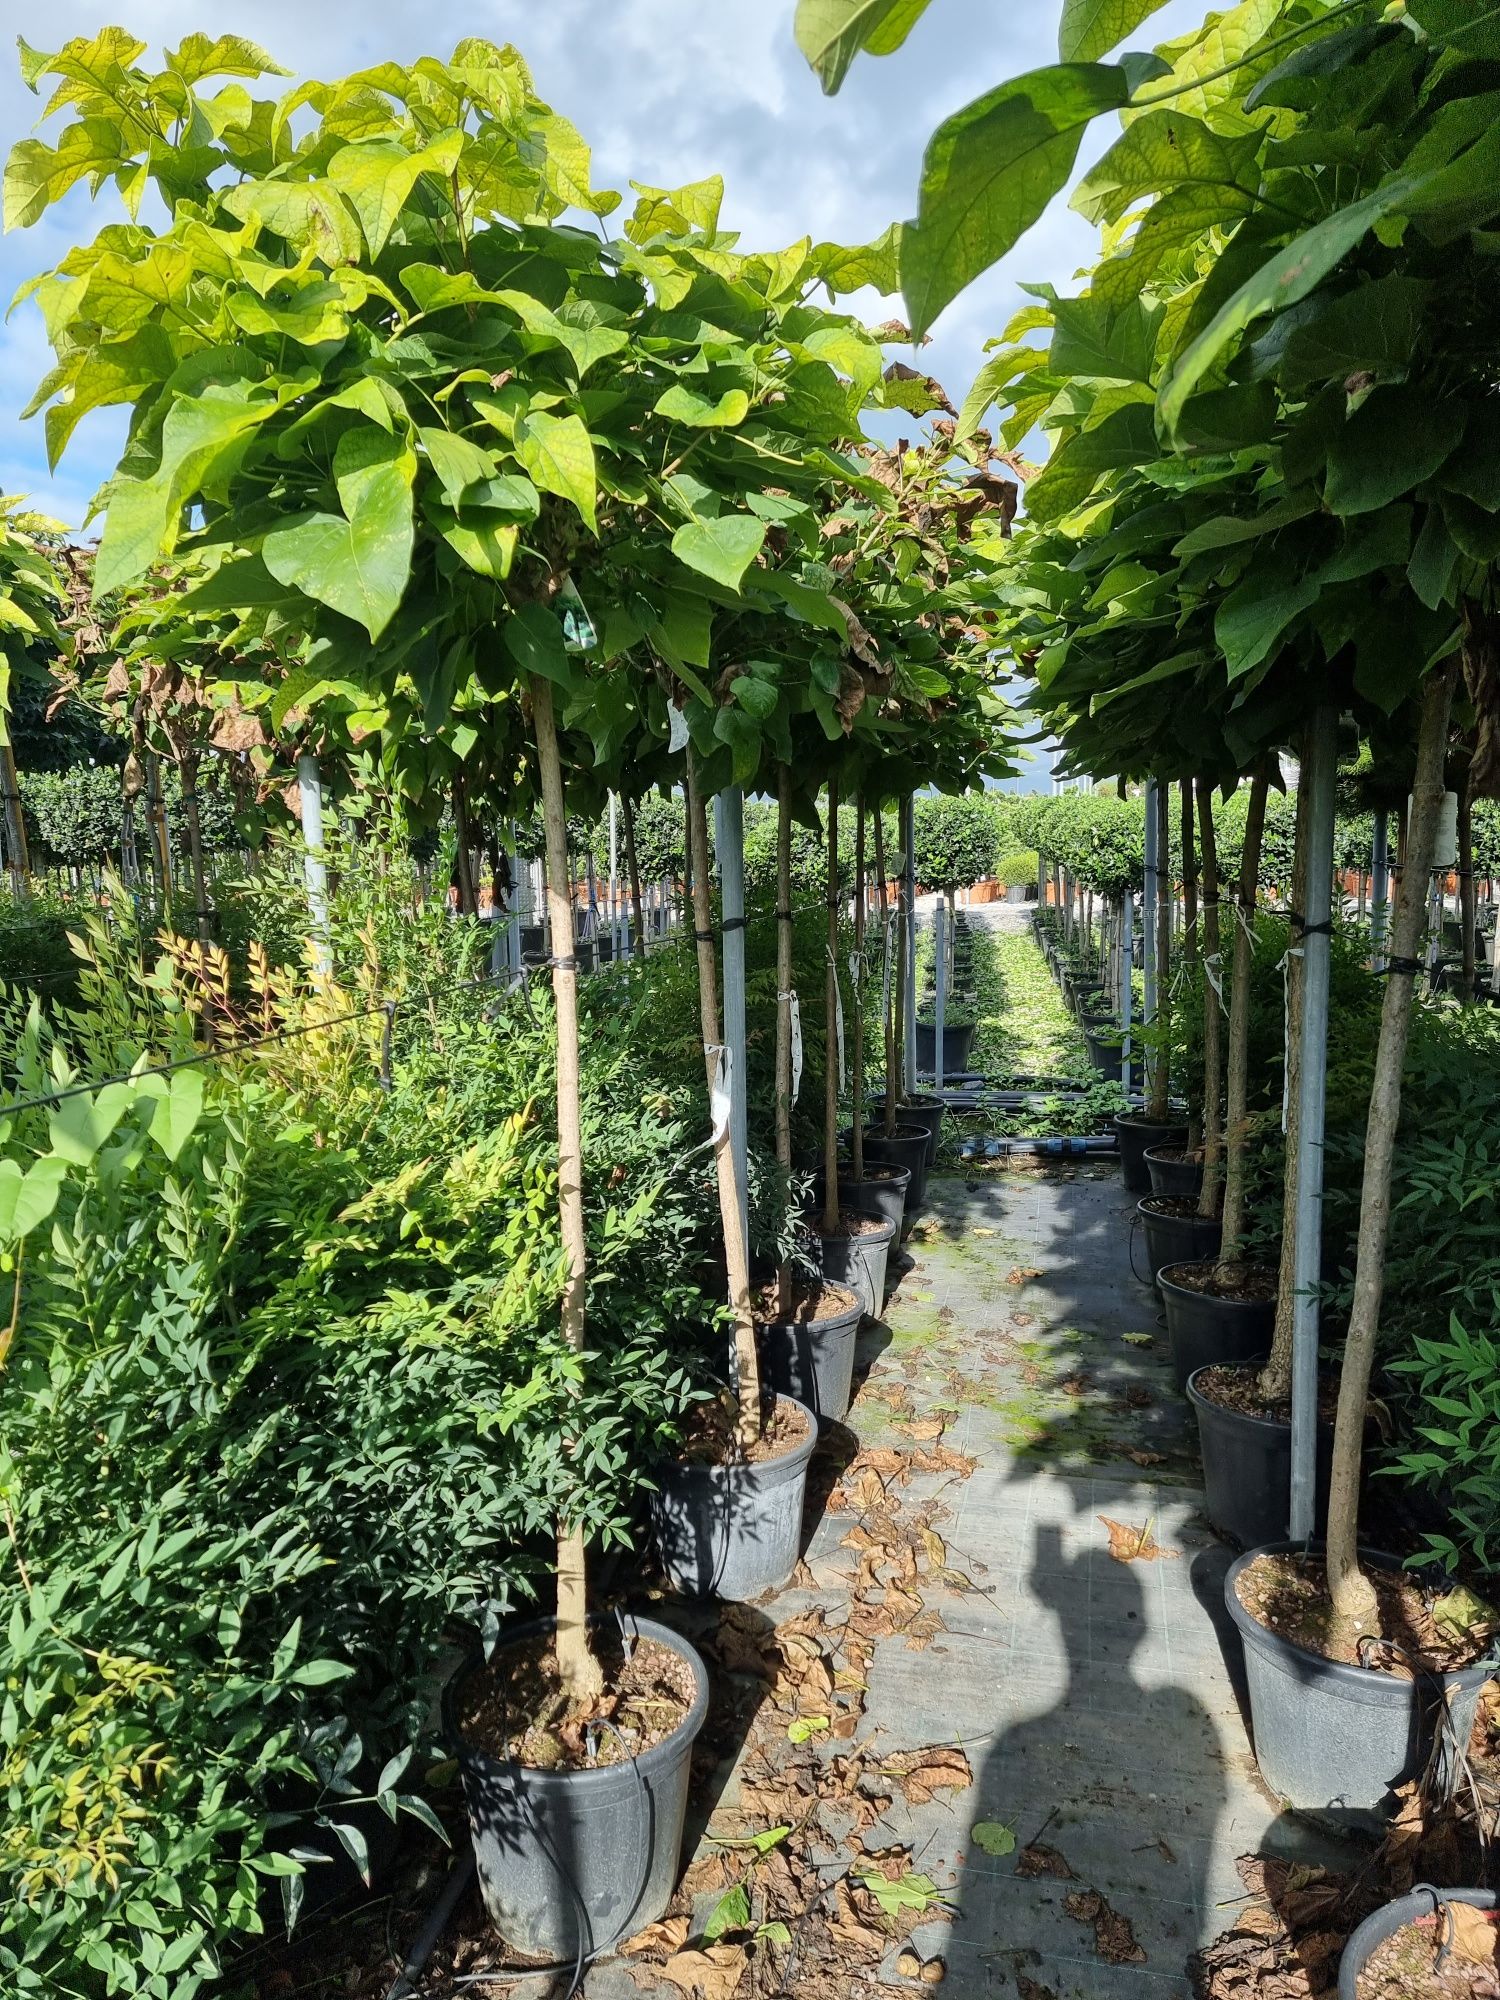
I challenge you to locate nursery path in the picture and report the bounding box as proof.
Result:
[587,1161,1348,2000]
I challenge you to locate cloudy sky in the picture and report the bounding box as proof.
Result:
[0,0,1207,532]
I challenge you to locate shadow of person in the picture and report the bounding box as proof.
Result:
[942,1520,1231,1998]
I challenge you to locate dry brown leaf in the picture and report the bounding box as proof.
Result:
[918,1526,948,1571]
[1126,1449,1168,1468]
[897,1416,949,1443]
[1015,1843,1073,1880]
[659,1943,748,2000]
[1451,1903,1500,1965]
[882,1745,973,1805]
[1006,1267,1042,1285]
[620,1915,691,1957]
[1100,1517,1179,1565]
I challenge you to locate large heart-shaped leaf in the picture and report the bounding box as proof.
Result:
[670,516,767,592]
[0,1156,67,1243]
[1059,0,1172,63]
[263,427,415,637]
[515,412,597,532]
[794,0,936,94]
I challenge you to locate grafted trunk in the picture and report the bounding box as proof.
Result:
[1197,780,1224,1220]
[852,799,867,1181]
[1180,781,1200,1152]
[1459,766,1476,1002]
[775,769,796,1319]
[685,751,761,1453]
[874,806,896,1136]
[1328,663,1458,1625]
[530,676,602,1705]
[452,769,478,916]
[1216,766,1270,1267]
[621,794,646,959]
[822,775,841,1234]
[892,801,911,1129]
[1148,782,1173,1122]
[1260,765,1312,1403]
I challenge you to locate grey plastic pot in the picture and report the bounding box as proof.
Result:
[813,1162,910,1235]
[1114,1114,1188,1194]
[1159,1262,1275,1391]
[654,1395,817,1600]
[1136,1199,1221,1290]
[1186,1367,1331,1550]
[759,1282,863,1425]
[444,1613,708,1962]
[806,1205,897,1319]
[915,1021,975,1075]
[1225,1544,1495,1820]
[1338,1887,1496,1999]
[1145,1144,1203,1199]
[862,1123,931,1226]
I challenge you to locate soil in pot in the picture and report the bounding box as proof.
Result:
[1233,1552,1492,1676]
[654,1391,817,1601]
[446,1613,708,1962]
[756,1277,862,1425]
[1353,1903,1499,1997]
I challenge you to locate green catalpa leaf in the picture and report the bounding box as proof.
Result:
[626,174,724,243]
[1059,0,1172,64]
[1052,400,1160,473]
[1171,491,1316,558]
[163,31,291,84]
[811,223,904,297]
[704,1882,751,1940]
[654,383,751,428]
[264,428,416,639]
[0,1155,67,1244]
[223,177,363,265]
[970,1819,1017,1857]
[328,130,464,259]
[1072,111,1261,228]
[515,412,597,532]
[903,65,1129,336]
[1141,0,1283,125]
[1323,391,1465,518]
[670,515,767,592]
[795,0,936,95]
[504,602,571,687]
[226,278,350,346]
[1274,275,1433,394]
[4,119,127,232]
[857,1868,943,1917]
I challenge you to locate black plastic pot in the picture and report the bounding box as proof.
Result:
[812,1162,910,1235]
[1136,1199,1221,1289]
[1338,1887,1496,1999]
[1085,1026,1122,1077]
[1158,1261,1275,1390]
[891,1094,947,1170]
[1145,1144,1203,1199]
[1225,1543,1495,1820]
[1186,1367,1331,1550]
[806,1205,897,1319]
[1114,1114,1188,1194]
[654,1395,817,1600]
[914,1020,975,1075]
[520,922,545,962]
[862,1123,931,1226]
[445,1613,709,1962]
[759,1283,863,1424]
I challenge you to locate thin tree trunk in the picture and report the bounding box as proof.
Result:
[1459,765,1476,1003]
[685,751,761,1452]
[1085,888,1094,969]
[1148,782,1173,1122]
[1216,766,1270,1267]
[875,806,896,1135]
[1260,765,1312,1403]
[621,794,646,959]
[452,770,478,916]
[1328,662,1458,1624]
[775,769,795,1318]
[146,752,174,917]
[852,800,867,1181]
[0,740,30,900]
[178,758,214,949]
[822,774,841,1234]
[530,676,601,1704]
[1181,780,1200,1152]
[1197,780,1224,1219]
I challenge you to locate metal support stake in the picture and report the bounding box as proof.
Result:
[1370,810,1389,973]
[902,795,917,1093]
[297,752,332,974]
[1289,707,1337,1541]
[934,900,947,1092]
[1120,889,1134,1097]
[715,786,749,1247]
[1143,778,1158,1036]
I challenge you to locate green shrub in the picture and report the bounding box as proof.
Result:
[913,791,1003,889]
[994,847,1039,886]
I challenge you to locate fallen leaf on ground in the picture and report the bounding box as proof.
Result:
[1122,1332,1154,1347]
[1450,1903,1500,1965]
[1100,1516,1178,1564]
[1065,1887,1146,1965]
[1016,1978,1058,2000]
[1123,1386,1154,1409]
[883,1744,973,1803]
[897,1416,950,1442]
[620,1915,691,1956]
[970,1819,1017,1857]
[1006,1267,1042,1285]
[1126,1449,1167,1468]
[1015,1841,1072,1878]
[658,1944,748,1999]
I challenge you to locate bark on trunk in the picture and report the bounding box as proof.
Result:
[852,801,867,1181]
[1148,782,1173,1122]
[875,806,896,1136]
[1216,766,1270,1267]
[531,676,602,1704]
[822,775,841,1234]
[178,757,214,949]
[621,794,646,960]
[146,752,174,916]
[1328,662,1458,1625]
[0,740,30,900]
[1197,780,1225,1220]
[1181,780,1200,1153]
[1260,765,1312,1403]
[686,752,762,1452]
[452,770,478,917]
[775,769,795,1318]
[1459,766,1476,1003]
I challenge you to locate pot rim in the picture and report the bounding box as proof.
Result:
[1186,1364,1294,1436]
[859,1123,930,1146]
[1143,1143,1201,1164]
[755,1280,862,1332]
[443,1611,711,1789]
[1138,1196,1220,1223]
[1224,1540,1496,1691]
[822,1162,912,1188]
[806,1203,899,1250]
[1159,1260,1277,1311]
[666,1392,820,1484]
[1114,1113,1189,1135]
[1339,1887,1496,1993]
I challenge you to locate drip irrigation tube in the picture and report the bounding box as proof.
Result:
[958,1134,1118,1159]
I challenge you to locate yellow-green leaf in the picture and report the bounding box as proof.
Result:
[515,412,597,532]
